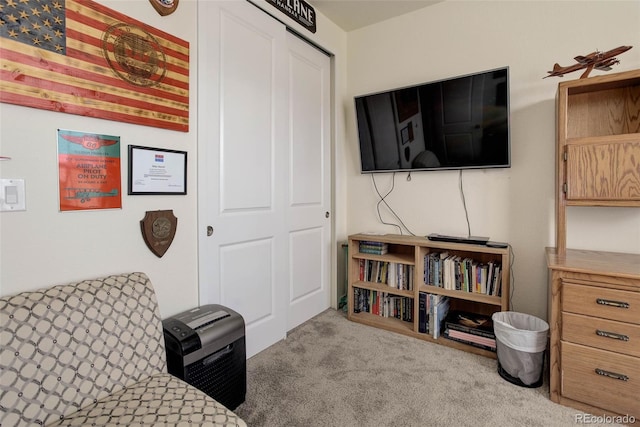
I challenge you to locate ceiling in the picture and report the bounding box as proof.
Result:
[310,0,443,32]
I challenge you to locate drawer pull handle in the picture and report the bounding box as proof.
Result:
[595,330,629,341]
[595,368,629,382]
[596,298,630,309]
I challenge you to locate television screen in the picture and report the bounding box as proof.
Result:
[355,67,510,173]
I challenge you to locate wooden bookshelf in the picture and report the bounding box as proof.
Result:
[347,233,510,358]
[555,69,640,254]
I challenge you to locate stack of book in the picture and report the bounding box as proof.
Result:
[442,310,496,352]
[359,241,388,255]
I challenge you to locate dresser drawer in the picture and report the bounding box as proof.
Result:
[562,312,640,357]
[561,341,639,418]
[563,282,640,324]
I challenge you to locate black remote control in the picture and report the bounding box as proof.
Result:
[486,241,508,248]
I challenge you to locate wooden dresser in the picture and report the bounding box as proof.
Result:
[547,248,640,420]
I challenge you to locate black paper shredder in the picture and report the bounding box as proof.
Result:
[162,304,246,410]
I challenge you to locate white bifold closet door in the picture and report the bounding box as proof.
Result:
[198,1,331,358]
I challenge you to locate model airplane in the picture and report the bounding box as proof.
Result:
[544,45,632,79]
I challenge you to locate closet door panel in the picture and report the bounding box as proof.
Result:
[198,1,288,358]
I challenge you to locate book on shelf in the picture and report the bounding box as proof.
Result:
[358,259,413,291]
[429,294,450,339]
[443,310,496,350]
[388,262,396,288]
[443,310,496,339]
[443,329,496,352]
[418,292,429,333]
[443,312,497,351]
[446,329,496,346]
[353,287,413,322]
[490,264,502,297]
[424,251,502,297]
[359,240,388,247]
[418,292,449,337]
[359,241,389,255]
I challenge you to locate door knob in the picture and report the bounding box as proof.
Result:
[325,211,330,218]
[207,226,214,236]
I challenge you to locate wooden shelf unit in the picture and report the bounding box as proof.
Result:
[555,69,640,254]
[348,233,510,358]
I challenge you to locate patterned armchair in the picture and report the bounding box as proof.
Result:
[0,272,246,427]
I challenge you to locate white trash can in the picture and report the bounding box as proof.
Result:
[492,311,549,388]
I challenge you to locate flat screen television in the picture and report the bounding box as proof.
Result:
[355,67,510,173]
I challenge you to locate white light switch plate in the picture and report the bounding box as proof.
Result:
[1,179,26,211]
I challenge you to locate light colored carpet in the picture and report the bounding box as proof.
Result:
[233,308,624,427]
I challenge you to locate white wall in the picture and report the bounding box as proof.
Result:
[0,0,348,320]
[345,1,640,321]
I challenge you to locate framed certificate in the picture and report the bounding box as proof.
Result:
[128,145,187,195]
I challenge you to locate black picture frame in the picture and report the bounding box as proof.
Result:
[128,145,187,195]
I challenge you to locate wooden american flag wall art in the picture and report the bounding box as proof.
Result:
[0,0,189,132]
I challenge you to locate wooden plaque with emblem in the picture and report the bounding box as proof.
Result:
[149,0,179,16]
[141,210,177,257]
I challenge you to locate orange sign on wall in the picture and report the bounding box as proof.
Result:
[57,129,122,211]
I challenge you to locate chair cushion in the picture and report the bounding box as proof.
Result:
[46,373,247,427]
[0,273,166,426]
